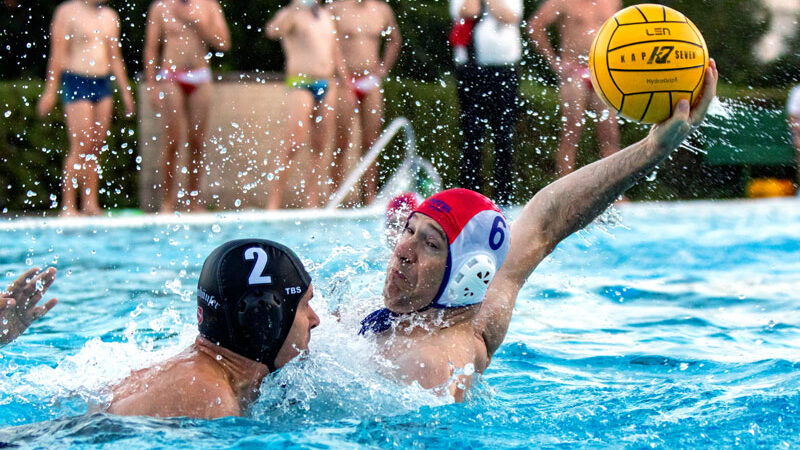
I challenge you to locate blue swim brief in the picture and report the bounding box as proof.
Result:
[286,75,330,103]
[61,72,113,104]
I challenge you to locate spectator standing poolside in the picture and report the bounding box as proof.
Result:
[37,0,135,217]
[328,0,402,205]
[266,0,345,209]
[144,0,230,213]
[451,0,523,206]
[786,84,800,189]
[527,0,621,177]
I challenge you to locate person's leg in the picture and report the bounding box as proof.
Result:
[591,95,620,159]
[457,65,488,192]
[156,83,187,214]
[81,97,113,215]
[359,85,385,204]
[307,83,337,208]
[487,68,519,205]
[331,79,356,194]
[556,75,590,177]
[62,101,94,216]
[186,82,212,212]
[268,89,315,210]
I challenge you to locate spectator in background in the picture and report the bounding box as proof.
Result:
[786,84,800,191]
[0,267,57,347]
[266,0,345,209]
[144,0,230,214]
[37,0,135,217]
[450,0,523,206]
[527,0,621,178]
[328,0,402,205]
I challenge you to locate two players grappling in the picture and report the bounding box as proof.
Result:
[106,60,719,416]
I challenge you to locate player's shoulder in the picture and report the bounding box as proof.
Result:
[148,0,168,12]
[199,0,224,11]
[54,0,79,19]
[327,1,342,13]
[370,0,394,16]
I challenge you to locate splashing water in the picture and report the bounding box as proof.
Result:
[0,201,799,446]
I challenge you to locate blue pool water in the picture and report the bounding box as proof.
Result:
[1,200,799,448]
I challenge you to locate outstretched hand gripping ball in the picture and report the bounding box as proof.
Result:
[589,4,709,124]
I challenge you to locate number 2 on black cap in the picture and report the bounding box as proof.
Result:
[244,247,273,285]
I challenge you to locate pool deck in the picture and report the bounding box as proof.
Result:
[0,197,797,231]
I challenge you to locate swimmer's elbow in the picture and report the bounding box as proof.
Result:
[265,28,280,40]
[216,39,231,52]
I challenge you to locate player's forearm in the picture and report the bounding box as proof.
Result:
[110,50,131,92]
[195,19,229,51]
[528,27,558,68]
[143,47,159,84]
[43,48,64,93]
[523,134,671,258]
[381,30,402,74]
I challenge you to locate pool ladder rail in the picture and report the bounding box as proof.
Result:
[325,117,442,211]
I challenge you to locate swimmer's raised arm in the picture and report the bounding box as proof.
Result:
[37,4,69,118]
[0,267,58,347]
[475,61,718,356]
[266,7,294,40]
[107,10,135,117]
[526,0,563,71]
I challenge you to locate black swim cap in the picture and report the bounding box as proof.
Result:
[196,239,311,372]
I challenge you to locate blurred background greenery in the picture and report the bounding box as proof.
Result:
[0,0,798,212]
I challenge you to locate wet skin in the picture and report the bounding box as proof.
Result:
[108,287,320,419]
[369,62,719,402]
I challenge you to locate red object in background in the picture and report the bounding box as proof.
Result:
[386,192,422,219]
[449,19,477,47]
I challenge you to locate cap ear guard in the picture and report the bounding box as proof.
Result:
[235,290,286,372]
[443,253,497,307]
[428,209,510,309]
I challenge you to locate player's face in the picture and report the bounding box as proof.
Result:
[382,214,448,313]
[273,286,320,369]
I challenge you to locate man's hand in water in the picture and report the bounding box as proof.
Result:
[0,267,58,347]
[648,59,718,156]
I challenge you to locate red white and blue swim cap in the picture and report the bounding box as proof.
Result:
[411,188,510,308]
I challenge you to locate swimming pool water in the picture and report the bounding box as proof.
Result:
[1,199,799,448]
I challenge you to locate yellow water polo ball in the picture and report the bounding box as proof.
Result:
[589,4,709,124]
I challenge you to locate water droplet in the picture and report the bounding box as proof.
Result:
[463,363,475,376]
[234,199,242,207]
[211,224,221,233]
[3,111,10,118]
[26,190,36,198]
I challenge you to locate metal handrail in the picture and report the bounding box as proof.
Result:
[325,117,417,210]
